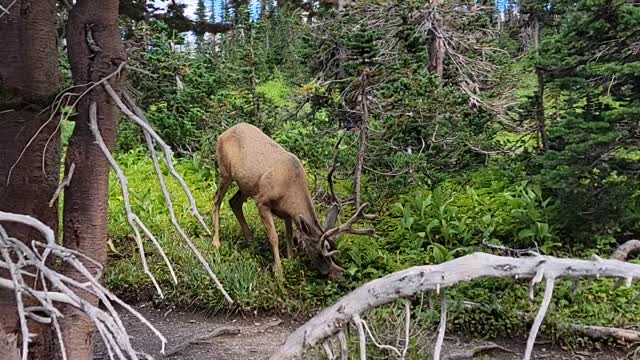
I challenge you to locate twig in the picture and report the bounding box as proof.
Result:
[49,163,76,207]
[524,277,555,360]
[352,314,367,360]
[162,327,240,358]
[434,290,447,360]
[442,343,515,360]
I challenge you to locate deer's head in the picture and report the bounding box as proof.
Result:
[295,203,374,279]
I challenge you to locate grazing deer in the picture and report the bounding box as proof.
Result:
[212,123,372,279]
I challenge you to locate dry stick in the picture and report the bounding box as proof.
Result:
[442,343,515,360]
[402,299,411,359]
[433,290,447,360]
[611,240,640,261]
[88,101,176,297]
[7,62,126,185]
[322,341,336,360]
[49,162,75,207]
[162,326,240,358]
[524,277,555,360]
[337,331,348,360]
[352,314,367,360]
[107,85,210,235]
[120,90,233,304]
[270,252,640,360]
[0,0,17,18]
[0,246,29,360]
[0,217,164,359]
[360,317,402,357]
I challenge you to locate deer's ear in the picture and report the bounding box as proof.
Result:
[324,203,340,230]
[297,214,312,236]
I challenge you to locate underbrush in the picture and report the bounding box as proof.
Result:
[105,151,640,342]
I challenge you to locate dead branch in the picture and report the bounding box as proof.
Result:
[118,90,232,304]
[321,203,375,242]
[442,343,515,360]
[162,326,240,358]
[434,290,447,360]
[611,240,640,261]
[0,326,19,360]
[559,324,640,343]
[0,211,166,359]
[462,300,640,345]
[49,162,75,207]
[271,252,640,360]
[89,101,176,297]
[0,0,17,18]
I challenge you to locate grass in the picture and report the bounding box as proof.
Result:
[105,150,640,341]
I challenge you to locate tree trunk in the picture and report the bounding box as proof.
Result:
[428,0,445,78]
[353,71,369,209]
[0,0,61,358]
[535,67,549,151]
[59,0,127,359]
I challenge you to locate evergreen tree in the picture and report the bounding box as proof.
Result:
[195,0,208,49]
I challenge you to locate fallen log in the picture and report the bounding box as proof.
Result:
[271,252,640,360]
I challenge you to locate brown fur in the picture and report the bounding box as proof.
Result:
[212,123,341,279]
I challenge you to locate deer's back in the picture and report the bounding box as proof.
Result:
[216,123,306,197]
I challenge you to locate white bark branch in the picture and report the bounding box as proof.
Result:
[271,252,640,360]
[0,212,166,359]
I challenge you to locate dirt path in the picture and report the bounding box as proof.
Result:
[94,304,626,359]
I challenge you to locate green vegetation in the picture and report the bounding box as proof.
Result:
[102,0,639,344]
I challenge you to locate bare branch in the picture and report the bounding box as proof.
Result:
[524,277,555,360]
[611,239,640,261]
[321,203,375,241]
[0,212,167,359]
[88,101,176,297]
[433,291,447,360]
[120,90,232,304]
[49,162,75,207]
[271,252,640,360]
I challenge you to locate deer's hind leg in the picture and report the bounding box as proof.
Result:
[212,176,232,248]
[257,204,283,280]
[230,190,252,242]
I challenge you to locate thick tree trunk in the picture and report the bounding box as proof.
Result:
[59,0,127,359]
[0,0,61,358]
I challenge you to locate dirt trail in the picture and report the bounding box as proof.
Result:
[94,304,625,359]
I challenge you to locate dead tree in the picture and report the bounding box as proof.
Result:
[271,252,640,360]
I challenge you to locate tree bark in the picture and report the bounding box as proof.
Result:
[535,67,549,151]
[0,0,61,358]
[353,71,369,209]
[59,0,127,358]
[428,0,445,78]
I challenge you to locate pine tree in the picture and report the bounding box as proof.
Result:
[195,0,207,49]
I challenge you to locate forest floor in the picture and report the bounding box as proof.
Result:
[94,303,627,359]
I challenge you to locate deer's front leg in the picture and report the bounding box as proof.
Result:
[257,205,283,280]
[284,217,295,258]
[212,177,231,248]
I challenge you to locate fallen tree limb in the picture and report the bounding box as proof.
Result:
[559,324,640,343]
[162,326,240,358]
[271,252,640,360]
[442,342,515,360]
[611,240,640,261]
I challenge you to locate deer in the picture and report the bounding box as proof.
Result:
[211,123,373,280]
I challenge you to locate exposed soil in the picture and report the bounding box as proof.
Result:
[94,304,627,359]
